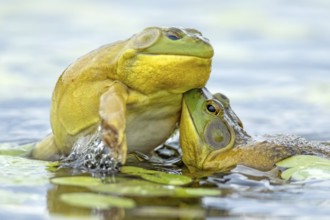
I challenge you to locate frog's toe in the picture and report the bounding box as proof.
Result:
[30,135,61,161]
[101,123,127,164]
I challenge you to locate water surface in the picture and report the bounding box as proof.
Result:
[1,0,330,219]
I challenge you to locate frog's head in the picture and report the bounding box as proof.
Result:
[116,27,214,94]
[131,27,213,58]
[180,88,249,171]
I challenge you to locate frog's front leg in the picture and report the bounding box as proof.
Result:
[99,81,128,164]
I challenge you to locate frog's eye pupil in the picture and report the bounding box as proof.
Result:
[207,104,216,113]
[167,34,180,40]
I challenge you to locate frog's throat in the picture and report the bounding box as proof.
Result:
[116,52,212,94]
[180,101,208,169]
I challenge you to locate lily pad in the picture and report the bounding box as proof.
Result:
[174,187,221,197]
[90,181,175,197]
[90,179,221,198]
[0,143,34,157]
[51,176,104,187]
[60,193,136,209]
[0,155,52,186]
[121,166,160,174]
[121,166,192,185]
[51,171,220,198]
[51,176,137,187]
[46,161,61,172]
[135,206,205,218]
[276,155,330,181]
[276,155,330,168]
[281,164,330,181]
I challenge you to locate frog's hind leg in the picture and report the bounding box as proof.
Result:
[30,135,61,161]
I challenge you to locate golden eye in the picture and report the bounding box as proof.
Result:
[206,100,221,115]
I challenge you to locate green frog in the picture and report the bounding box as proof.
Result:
[180,88,330,172]
[31,27,213,165]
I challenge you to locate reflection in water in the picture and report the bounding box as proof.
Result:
[1,147,330,219]
[46,168,204,220]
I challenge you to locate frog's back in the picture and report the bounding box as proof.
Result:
[51,40,128,152]
[230,135,330,171]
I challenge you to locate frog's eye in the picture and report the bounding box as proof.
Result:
[166,32,182,40]
[207,104,217,113]
[165,28,183,40]
[205,100,221,115]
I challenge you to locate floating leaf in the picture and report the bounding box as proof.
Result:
[90,179,220,198]
[121,166,160,174]
[276,155,330,181]
[51,176,104,187]
[0,143,34,157]
[46,161,61,172]
[47,161,61,168]
[276,155,330,168]
[140,173,192,185]
[60,193,135,209]
[135,206,205,218]
[121,166,192,185]
[51,169,219,198]
[281,164,330,181]
[0,155,52,186]
[90,180,174,197]
[174,188,221,197]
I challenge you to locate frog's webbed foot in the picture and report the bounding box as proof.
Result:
[30,135,62,161]
[99,81,128,164]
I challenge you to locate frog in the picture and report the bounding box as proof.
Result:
[180,88,330,172]
[31,27,214,165]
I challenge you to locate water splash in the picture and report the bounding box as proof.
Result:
[60,126,120,174]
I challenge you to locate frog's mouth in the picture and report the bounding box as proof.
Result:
[138,52,212,59]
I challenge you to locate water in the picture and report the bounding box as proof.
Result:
[1,0,330,219]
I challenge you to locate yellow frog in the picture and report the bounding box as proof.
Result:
[31,27,213,164]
